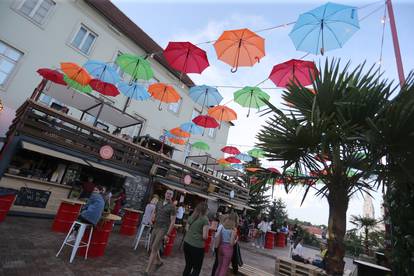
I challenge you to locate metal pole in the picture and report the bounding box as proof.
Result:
[386,0,405,87]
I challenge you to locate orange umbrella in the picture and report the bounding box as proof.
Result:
[246,167,264,173]
[207,105,237,128]
[170,127,191,138]
[60,62,92,86]
[169,137,186,145]
[148,83,181,110]
[214,28,265,72]
[217,158,230,165]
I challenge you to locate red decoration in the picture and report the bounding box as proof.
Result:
[269,59,318,88]
[221,146,241,155]
[267,167,280,174]
[36,68,67,85]
[225,157,241,163]
[163,41,210,74]
[89,79,120,96]
[192,115,219,129]
[99,145,114,159]
[183,175,192,185]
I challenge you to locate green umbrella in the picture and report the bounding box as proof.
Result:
[248,148,265,158]
[115,53,154,81]
[233,86,270,117]
[192,141,210,151]
[63,75,92,93]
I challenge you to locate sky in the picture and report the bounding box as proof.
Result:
[112,0,414,226]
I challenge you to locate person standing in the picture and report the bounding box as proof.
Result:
[111,187,126,215]
[214,212,239,276]
[134,195,159,250]
[182,202,209,276]
[255,217,270,249]
[143,190,176,276]
[176,203,185,225]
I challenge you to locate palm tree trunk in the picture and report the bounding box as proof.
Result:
[364,227,369,255]
[326,186,349,276]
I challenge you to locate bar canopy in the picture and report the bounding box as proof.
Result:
[42,82,144,129]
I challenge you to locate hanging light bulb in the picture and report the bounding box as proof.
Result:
[381,16,386,24]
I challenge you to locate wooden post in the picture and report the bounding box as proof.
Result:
[386,0,405,87]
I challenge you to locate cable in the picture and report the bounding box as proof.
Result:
[378,5,387,76]
[360,4,386,22]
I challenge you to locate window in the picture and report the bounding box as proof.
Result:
[112,51,125,79]
[71,25,97,55]
[16,0,56,25]
[0,41,23,88]
[168,98,182,114]
[38,93,52,105]
[208,127,216,138]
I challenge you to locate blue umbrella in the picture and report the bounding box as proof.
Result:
[235,153,253,162]
[83,60,121,84]
[160,131,176,140]
[289,2,359,55]
[189,85,223,112]
[231,164,244,170]
[180,122,203,135]
[118,82,151,101]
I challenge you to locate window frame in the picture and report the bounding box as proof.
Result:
[0,40,24,91]
[12,0,56,28]
[68,23,98,56]
[207,127,216,138]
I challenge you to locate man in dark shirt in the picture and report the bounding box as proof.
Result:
[143,189,176,275]
[79,176,95,199]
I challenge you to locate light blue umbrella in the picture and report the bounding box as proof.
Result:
[180,122,203,135]
[83,60,121,84]
[118,82,151,101]
[235,153,253,162]
[289,2,359,55]
[231,164,244,170]
[160,131,176,140]
[189,85,223,112]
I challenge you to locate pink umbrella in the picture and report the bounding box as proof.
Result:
[267,167,281,174]
[163,41,209,74]
[225,156,241,163]
[269,59,318,88]
[221,146,241,155]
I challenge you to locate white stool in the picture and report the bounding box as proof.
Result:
[56,221,94,263]
[133,224,151,251]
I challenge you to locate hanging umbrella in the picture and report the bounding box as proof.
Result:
[169,137,186,145]
[189,85,223,112]
[246,167,264,173]
[269,59,318,88]
[60,62,92,86]
[163,41,209,74]
[248,148,265,158]
[148,83,181,110]
[267,167,281,174]
[89,79,120,96]
[233,86,270,117]
[235,153,252,162]
[207,105,237,128]
[217,158,230,165]
[118,82,151,101]
[221,146,241,155]
[214,28,265,72]
[37,68,67,85]
[180,122,203,135]
[289,2,360,55]
[231,164,244,170]
[170,127,191,138]
[225,157,241,164]
[83,60,120,84]
[192,141,210,151]
[219,162,231,168]
[63,75,92,93]
[115,53,154,80]
[192,115,219,134]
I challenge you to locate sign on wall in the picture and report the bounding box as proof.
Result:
[14,187,51,208]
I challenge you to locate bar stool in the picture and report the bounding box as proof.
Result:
[133,224,151,251]
[56,220,94,263]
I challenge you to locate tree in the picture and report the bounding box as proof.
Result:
[257,59,392,275]
[344,229,364,257]
[350,215,378,255]
[268,198,288,228]
[247,182,270,219]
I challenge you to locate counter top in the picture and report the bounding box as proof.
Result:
[3,173,71,190]
[123,208,143,213]
[103,214,122,221]
[61,198,86,205]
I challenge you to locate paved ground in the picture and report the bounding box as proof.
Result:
[0,216,355,275]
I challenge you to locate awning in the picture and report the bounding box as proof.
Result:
[158,180,189,194]
[212,193,254,210]
[187,190,217,201]
[85,160,136,178]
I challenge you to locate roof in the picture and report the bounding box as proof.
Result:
[84,0,194,88]
[302,226,323,236]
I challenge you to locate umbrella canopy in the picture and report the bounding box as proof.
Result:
[192,115,219,129]
[163,41,209,74]
[115,54,154,80]
[269,59,318,88]
[192,141,210,151]
[217,158,230,165]
[248,148,265,158]
[289,2,359,55]
[118,82,151,101]
[169,137,186,145]
[235,153,253,162]
[231,164,244,170]
[214,28,265,72]
[180,122,203,135]
[83,60,120,84]
[225,156,241,164]
[189,85,223,112]
[63,75,92,93]
[221,146,241,155]
[37,68,67,85]
[170,127,191,138]
[267,167,281,174]
[246,167,264,173]
[89,79,120,96]
[207,105,237,125]
[148,83,181,110]
[234,86,270,117]
[160,131,177,140]
[60,62,92,86]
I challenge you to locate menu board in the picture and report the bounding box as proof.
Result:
[14,187,51,208]
[123,175,149,210]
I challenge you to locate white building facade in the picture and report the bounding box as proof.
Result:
[0,0,231,163]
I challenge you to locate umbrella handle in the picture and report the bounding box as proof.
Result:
[231,67,238,73]
[158,102,163,111]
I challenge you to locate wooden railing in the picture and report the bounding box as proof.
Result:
[7,100,249,202]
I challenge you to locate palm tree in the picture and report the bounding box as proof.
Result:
[350,215,378,255]
[256,59,393,275]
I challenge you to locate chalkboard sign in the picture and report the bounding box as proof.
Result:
[123,176,149,211]
[14,187,51,208]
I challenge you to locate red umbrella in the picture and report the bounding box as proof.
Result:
[89,79,120,96]
[221,146,241,155]
[269,59,318,88]
[37,68,67,85]
[163,41,209,74]
[267,167,280,174]
[192,115,219,129]
[225,157,241,163]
